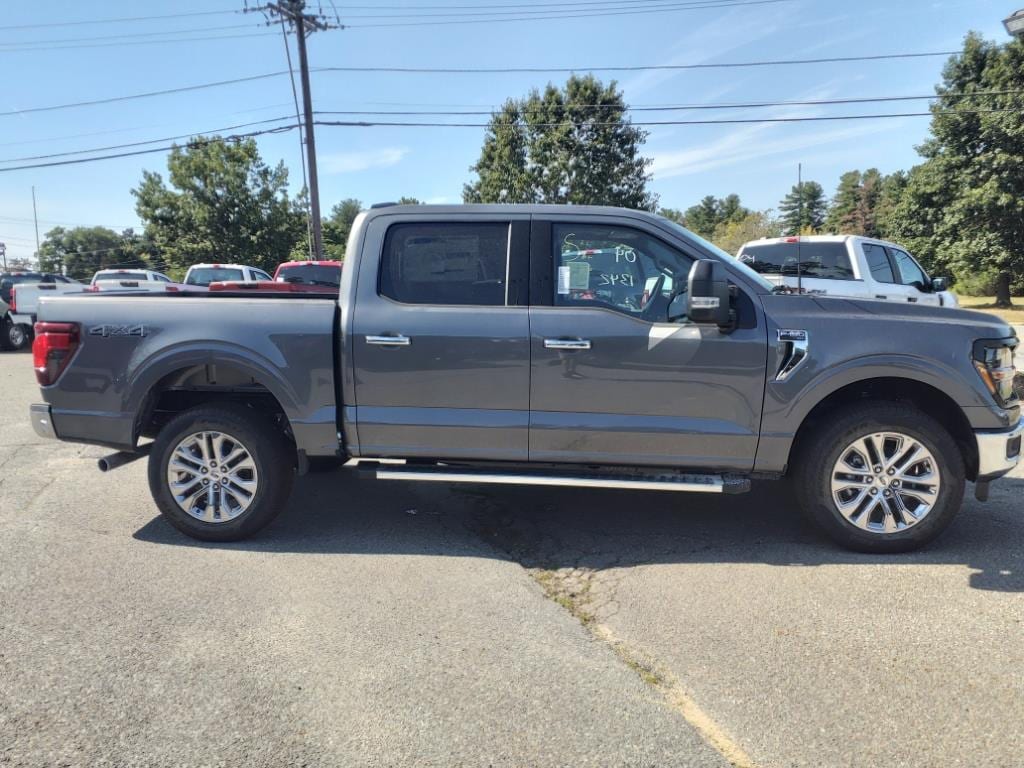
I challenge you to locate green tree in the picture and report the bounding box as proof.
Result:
[397,196,422,205]
[711,210,781,255]
[778,181,827,234]
[656,207,685,225]
[464,75,656,210]
[321,198,363,260]
[38,226,150,281]
[825,169,885,236]
[679,194,750,240]
[882,33,1024,306]
[133,137,303,274]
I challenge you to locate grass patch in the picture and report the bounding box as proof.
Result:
[532,568,596,626]
[956,296,1024,324]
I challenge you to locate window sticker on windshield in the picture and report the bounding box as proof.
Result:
[568,261,590,290]
[557,266,571,294]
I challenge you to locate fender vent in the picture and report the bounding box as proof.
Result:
[775,329,809,382]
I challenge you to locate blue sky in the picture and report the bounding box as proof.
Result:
[0,0,1014,262]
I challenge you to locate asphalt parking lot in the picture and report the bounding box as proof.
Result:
[1,349,1022,767]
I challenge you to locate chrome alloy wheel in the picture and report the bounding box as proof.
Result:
[830,431,941,534]
[166,431,259,523]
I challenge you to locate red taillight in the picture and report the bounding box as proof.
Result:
[783,236,800,243]
[9,286,17,313]
[32,322,80,386]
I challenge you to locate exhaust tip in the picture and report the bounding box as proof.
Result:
[97,458,111,472]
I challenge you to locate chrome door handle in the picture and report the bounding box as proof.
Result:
[544,338,591,350]
[366,334,410,346]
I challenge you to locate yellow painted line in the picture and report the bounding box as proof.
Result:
[593,623,759,768]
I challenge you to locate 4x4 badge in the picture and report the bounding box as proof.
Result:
[88,324,147,338]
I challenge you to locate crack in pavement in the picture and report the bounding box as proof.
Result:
[444,486,760,768]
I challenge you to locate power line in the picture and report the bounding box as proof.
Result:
[0,23,259,46]
[0,51,966,118]
[0,30,275,52]
[312,108,1023,128]
[0,116,296,163]
[0,125,299,173]
[333,0,743,8]
[313,90,1024,116]
[315,50,961,75]
[0,72,289,117]
[344,0,792,27]
[334,0,783,18]
[0,9,242,31]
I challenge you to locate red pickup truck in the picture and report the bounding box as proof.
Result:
[208,260,342,294]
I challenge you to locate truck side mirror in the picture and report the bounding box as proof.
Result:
[931,276,948,292]
[686,260,732,328]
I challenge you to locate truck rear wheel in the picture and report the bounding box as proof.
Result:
[148,404,295,541]
[793,402,965,553]
[1,317,30,351]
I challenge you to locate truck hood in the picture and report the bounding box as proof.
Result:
[762,293,1015,339]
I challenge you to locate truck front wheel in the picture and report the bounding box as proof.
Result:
[793,402,965,553]
[1,318,30,351]
[148,404,295,541]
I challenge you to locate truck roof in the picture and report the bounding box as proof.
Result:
[741,235,906,249]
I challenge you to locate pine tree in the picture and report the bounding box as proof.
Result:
[778,181,827,234]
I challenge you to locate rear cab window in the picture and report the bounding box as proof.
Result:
[186,268,245,286]
[380,222,510,306]
[277,264,342,287]
[861,244,896,284]
[738,242,855,280]
[93,271,150,283]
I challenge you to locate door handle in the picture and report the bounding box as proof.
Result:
[544,338,591,350]
[907,296,918,303]
[874,295,887,300]
[366,334,411,346]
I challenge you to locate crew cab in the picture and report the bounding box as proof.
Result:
[28,205,1021,553]
[183,263,271,287]
[1,272,82,350]
[737,235,959,307]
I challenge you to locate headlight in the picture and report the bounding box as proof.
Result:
[973,339,1018,407]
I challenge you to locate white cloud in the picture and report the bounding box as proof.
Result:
[321,147,409,173]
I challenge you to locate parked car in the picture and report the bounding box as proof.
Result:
[27,205,1020,553]
[1,272,80,350]
[183,263,272,287]
[736,236,958,307]
[91,269,177,293]
[273,260,342,289]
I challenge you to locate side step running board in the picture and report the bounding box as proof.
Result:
[371,467,749,494]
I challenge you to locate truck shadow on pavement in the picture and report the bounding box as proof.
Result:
[134,471,1024,593]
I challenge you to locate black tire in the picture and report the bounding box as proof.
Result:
[1,318,30,351]
[793,401,965,553]
[148,403,295,542]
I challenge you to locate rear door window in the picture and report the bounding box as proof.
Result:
[738,242,854,279]
[862,244,896,284]
[380,222,509,306]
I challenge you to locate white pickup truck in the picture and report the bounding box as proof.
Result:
[91,268,176,292]
[7,276,87,348]
[736,236,958,307]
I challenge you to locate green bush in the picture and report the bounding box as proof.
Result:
[953,269,1002,297]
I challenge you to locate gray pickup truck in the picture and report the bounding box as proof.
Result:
[28,205,1021,552]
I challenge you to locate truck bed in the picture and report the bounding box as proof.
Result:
[35,291,340,456]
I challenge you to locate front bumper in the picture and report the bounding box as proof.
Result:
[30,403,57,440]
[975,417,1023,480]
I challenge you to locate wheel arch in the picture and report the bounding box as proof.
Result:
[788,377,978,480]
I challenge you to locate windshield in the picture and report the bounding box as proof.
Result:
[276,264,341,287]
[658,218,775,292]
[738,242,855,280]
[186,267,244,285]
[93,271,149,283]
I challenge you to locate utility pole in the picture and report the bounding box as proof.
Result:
[32,186,41,264]
[251,1,337,259]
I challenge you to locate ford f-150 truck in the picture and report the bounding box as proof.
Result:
[28,205,1022,552]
